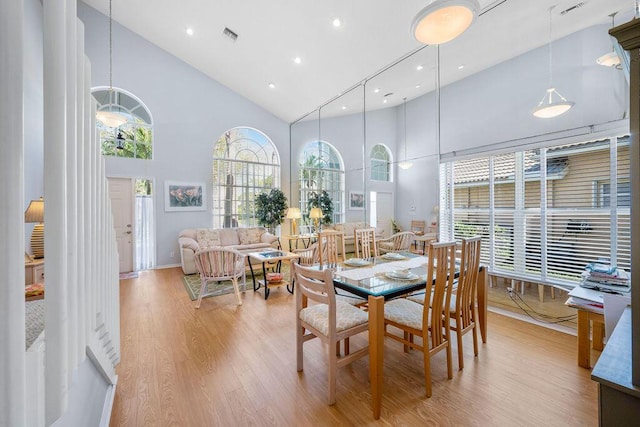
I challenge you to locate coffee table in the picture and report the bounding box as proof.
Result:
[247,249,301,299]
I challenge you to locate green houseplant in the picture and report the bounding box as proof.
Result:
[255,188,288,234]
[306,190,334,226]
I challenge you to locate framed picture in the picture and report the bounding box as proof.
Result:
[349,191,365,210]
[164,181,206,212]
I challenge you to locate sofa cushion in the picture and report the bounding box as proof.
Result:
[237,227,264,245]
[196,229,221,248]
[219,228,241,246]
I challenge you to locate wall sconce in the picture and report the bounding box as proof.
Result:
[309,207,323,233]
[286,207,302,236]
[25,197,45,259]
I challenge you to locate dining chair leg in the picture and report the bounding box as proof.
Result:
[455,321,464,371]
[328,341,337,405]
[195,278,207,309]
[403,331,411,353]
[344,337,350,356]
[472,323,479,357]
[296,318,304,372]
[423,344,432,398]
[446,340,453,380]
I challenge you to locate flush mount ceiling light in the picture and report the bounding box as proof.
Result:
[533,6,574,119]
[96,0,127,129]
[411,0,480,45]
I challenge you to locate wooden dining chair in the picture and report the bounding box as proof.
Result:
[317,230,346,266]
[383,241,456,397]
[410,220,426,235]
[193,247,246,308]
[293,262,369,405]
[377,231,415,254]
[354,228,378,258]
[450,236,482,370]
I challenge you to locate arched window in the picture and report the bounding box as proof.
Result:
[370,144,392,182]
[212,127,280,228]
[299,141,345,224]
[92,87,153,159]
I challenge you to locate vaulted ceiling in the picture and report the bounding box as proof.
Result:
[82,0,634,122]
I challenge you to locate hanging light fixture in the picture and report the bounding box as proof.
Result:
[116,131,125,150]
[411,0,479,45]
[398,98,413,170]
[96,0,127,128]
[533,6,574,119]
[596,13,621,68]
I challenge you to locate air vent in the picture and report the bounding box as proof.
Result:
[383,92,394,97]
[560,2,586,15]
[223,27,238,42]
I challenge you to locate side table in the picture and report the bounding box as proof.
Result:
[247,250,300,299]
[25,259,45,285]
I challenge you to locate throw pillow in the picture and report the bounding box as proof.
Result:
[238,227,263,245]
[196,229,221,248]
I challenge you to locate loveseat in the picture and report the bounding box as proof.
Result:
[328,222,383,254]
[178,227,279,275]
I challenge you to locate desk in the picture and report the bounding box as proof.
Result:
[322,254,488,419]
[566,299,604,369]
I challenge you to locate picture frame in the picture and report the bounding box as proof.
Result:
[164,181,206,212]
[349,191,365,210]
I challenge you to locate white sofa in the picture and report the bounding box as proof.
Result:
[178,227,279,275]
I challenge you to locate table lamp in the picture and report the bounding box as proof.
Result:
[286,207,302,236]
[25,197,45,259]
[309,207,323,233]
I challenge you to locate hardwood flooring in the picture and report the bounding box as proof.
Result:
[110,267,598,426]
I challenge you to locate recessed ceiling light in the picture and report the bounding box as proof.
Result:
[268,82,276,89]
[383,99,388,104]
[416,65,423,71]
[415,84,421,88]
[293,56,302,64]
[458,64,465,70]
[373,88,380,93]
[341,106,347,110]
[186,27,194,36]
[333,18,342,27]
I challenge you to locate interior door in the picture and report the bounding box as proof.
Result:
[376,191,393,238]
[108,177,134,273]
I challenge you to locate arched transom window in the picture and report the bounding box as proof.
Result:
[370,143,392,182]
[212,127,280,228]
[92,87,153,159]
[298,141,345,224]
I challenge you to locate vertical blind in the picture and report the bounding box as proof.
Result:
[440,136,630,286]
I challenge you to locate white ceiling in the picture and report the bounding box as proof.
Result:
[83,0,634,123]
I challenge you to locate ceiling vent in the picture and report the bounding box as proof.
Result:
[223,27,238,42]
[560,2,586,15]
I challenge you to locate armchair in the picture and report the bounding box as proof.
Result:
[377,231,415,254]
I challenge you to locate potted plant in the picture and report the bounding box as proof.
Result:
[255,188,288,234]
[306,190,334,228]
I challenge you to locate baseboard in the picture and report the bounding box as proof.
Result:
[154,263,181,270]
[100,380,117,427]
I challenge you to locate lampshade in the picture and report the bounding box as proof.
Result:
[411,0,479,45]
[25,197,44,223]
[398,161,413,170]
[96,110,127,128]
[533,87,574,119]
[309,207,323,219]
[286,207,302,219]
[596,51,620,67]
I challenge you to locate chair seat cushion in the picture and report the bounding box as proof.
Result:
[408,292,455,312]
[300,301,368,336]
[384,298,425,330]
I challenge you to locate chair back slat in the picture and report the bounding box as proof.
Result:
[424,241,456,349]
[411,220,426,235]
[194,247,244,280]
[318,231,345,266]
[457,237,482,327]
[293,262,333,307]
[354,228,378,258]
[295,242,319,266]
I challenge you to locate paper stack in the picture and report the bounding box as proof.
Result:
[580,262,630,294]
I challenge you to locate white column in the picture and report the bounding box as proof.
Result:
[0,1,26,425]
[43,0,69,422]
[65,0,79,378]
[76,24,87,363]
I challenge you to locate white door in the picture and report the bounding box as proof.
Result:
[108,177,134,273]
[376,192,393,238]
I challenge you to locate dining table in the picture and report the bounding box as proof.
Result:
[316,252,488,419]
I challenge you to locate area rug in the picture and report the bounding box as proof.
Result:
[26,299,45,349]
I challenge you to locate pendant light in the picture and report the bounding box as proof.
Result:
[533,6,574,119]
[411,0,480,45]
[96,0,127,128]
[596,13,621,68]
[398,98,413,170]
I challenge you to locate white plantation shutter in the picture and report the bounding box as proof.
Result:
[442,136,630,287]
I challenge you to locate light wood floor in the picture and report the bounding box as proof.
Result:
[110,267,599,426]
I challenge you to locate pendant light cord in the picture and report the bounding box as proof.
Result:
[548,5,554,88]
[403,97,407,162]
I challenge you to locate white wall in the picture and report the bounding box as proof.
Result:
[78,2,290,267]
